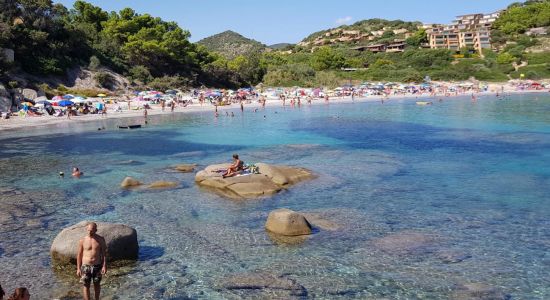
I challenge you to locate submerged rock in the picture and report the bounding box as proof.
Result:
[51,221,139,264]
[218,272,307,298]
[195,163,314,199]
[120,177,142,188]
[372,231,436,255]
[437,249,472,264]
[173,163,197,173]
[451,283,510,300]
[265,208,312,236]
[301,212,342,231]
[147,181,179,189]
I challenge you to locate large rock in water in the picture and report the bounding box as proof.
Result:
[195,163,314,199]
[51,221,139,264]
[265,208,312,236]
[120,176,141,188]
[147,181,179,189]
[173,163,196,173]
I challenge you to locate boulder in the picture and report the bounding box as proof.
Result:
[120,177,141,188]
[173,164,196,173]
[255,163,313,185]
[0,96,11,112]
[265,208,312,236]
[147,181,179,189]
[195,163,314,199]
[51,221,138,264]
[0,84,9,97]
[21,88,38,100]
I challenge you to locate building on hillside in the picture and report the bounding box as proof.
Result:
[366,44,386,53]
[393,28,408,35]
[427,11,501,53]
[428,28,460,50]
[343,30,360,36]
[386,41,406,53]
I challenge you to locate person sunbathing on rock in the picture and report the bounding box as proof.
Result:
[222,154,244,178]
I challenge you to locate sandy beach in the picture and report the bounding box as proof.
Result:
[1,87,548,135]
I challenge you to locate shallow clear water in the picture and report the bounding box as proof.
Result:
[1,94,549,299]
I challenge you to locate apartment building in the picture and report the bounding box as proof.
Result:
[427,11,500,53]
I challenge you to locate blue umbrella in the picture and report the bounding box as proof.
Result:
[63,94,75,99]
[58,100,74,107]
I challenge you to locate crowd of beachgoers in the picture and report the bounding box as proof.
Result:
[0,80,548,131]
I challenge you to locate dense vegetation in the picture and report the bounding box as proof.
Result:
[0,0,549,91]
[197,30,266,59]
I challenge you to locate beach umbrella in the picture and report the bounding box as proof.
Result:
[165,89,177,95]
[35,96,48,102]
[22,101,34,107]
[58,100,74,107]
[52,95,63,101]
[97,93,107,97]
[63,94,75,99]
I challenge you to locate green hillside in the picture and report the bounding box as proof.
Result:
[197,30,267,59]
[300,19,423,48]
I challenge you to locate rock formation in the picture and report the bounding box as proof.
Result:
[51,221,138,264]
[195,163,314,199]
[265,208,312,236]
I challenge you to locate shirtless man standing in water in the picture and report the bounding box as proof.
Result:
[77,222,107,300]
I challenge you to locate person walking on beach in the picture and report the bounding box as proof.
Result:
[7,287,30,300]
[170,101,175,112]
[0,283,4,300]
[77,222,107,300]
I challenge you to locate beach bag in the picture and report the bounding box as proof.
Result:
[249,164,260,174]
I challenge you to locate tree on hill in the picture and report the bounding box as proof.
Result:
[197,30,266,59]
[493,0,550,34]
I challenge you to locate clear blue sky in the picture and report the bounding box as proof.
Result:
[55,0,516,45]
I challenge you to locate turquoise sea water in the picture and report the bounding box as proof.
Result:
[1,94,549,299]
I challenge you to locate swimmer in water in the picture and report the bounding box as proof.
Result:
[72,167,83,178]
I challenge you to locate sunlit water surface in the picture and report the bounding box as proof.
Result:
[1,94,549,299]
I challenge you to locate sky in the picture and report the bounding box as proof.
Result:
[55,0,516,45]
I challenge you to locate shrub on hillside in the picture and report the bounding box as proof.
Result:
[129,65,152,84]
[148,76,190,91]
[94,71,114,89]
[88,56,101,71]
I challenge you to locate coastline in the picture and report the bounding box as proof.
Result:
[1,89,547,136]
